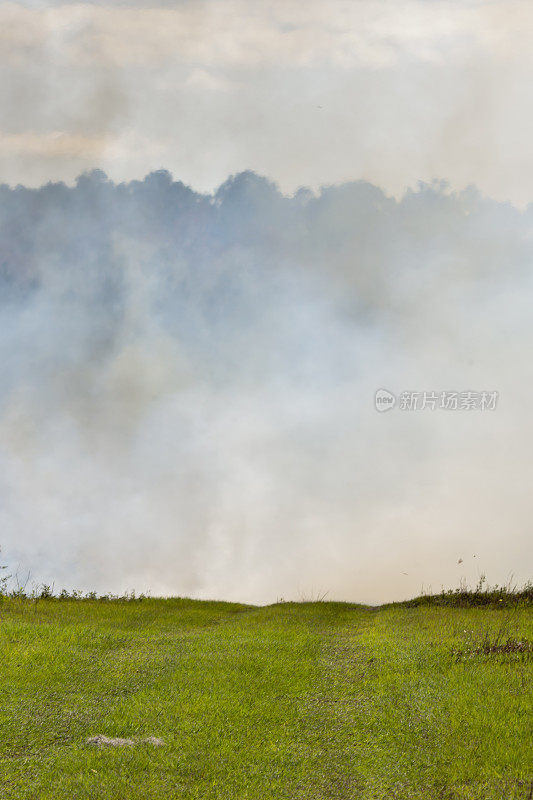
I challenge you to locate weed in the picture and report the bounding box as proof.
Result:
[0,548,10,597]
[453,628,533,662]
[403,575,533,609]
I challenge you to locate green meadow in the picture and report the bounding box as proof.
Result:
[0,595,531,799]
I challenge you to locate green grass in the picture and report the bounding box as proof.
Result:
[0,596,531,799]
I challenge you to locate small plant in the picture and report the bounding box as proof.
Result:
[9,587,27,599]
[453,614,533,663]
[404,576,533,609]
[0,549,10,598]
[453,632,533,663]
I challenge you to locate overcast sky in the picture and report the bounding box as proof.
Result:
[1,0,533,203]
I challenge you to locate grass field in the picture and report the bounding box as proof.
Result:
[0,595,532,799]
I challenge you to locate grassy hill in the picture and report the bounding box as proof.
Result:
[0,595,531,799]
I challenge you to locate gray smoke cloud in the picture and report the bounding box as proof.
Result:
[0,169,531,602]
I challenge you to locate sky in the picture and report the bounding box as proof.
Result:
[1,0,533,203]
[0,0,532,602]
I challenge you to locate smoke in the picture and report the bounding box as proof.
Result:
[0,169,531,603]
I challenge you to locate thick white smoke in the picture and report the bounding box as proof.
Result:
[0,170,531,602]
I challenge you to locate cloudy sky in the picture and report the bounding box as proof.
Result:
[1,0,533,203]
